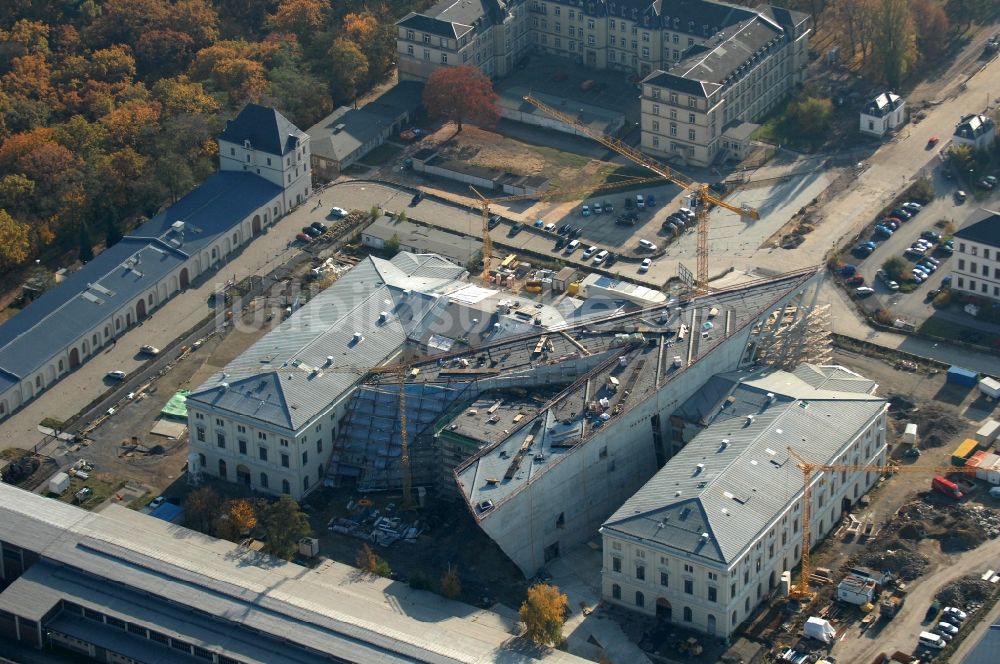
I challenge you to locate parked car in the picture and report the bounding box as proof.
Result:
[509,223,524,237]
[979,178,994,190]
[638,239,658,251]
[329,206,348,218]
[107,370,127,380]
[570,226,583,239]
[592,202,603,214]
[921,230,941,241]
[936,621,959,636]
[554,237,567,250]
[581,245,599,260]
[883,219,900,230]
[302,226,321,238]
[149,496,166,509]
[409,192,424,205]
[638,258,652,273]
[557,223,570,235]
[956,190,967,202]
[636,194,645,209]
[917,261,937,273]
[886,280,900,291]
[593,250,609,264]
[534,218,544,228]
[890,208,913,220]
[581,205,591,216]
[617,216,637,226]
[904,247,926,259]
[624,196,634,210]
[311,221,328,233]
[544,222,556,232]
[564,239,581,254]
[140,345,160,356]
[927,136,940,148]
[603,201,614,213]
[488,214,503,230]
[296,232,313,242]
[679,207,695,219]
[604,252,618,268]
[854,245,874,258]
[874,225,893,238]
[855,286,875,297]
[846,275,864,286]
[943,607,968,621]
[902,201,923,213]
[926,600,942,622]
[646,194,656,207]
[922,255,940,266]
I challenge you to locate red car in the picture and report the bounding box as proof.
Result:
[296,232,313,242]
[846,275,865,286]
[927,136,940,149]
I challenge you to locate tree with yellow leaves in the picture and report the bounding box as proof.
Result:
[519,583,568,646]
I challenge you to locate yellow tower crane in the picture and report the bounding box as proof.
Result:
[787,447,977,601]
[522,95,760,293]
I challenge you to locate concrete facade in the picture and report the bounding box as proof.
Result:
[951,211,1000,302]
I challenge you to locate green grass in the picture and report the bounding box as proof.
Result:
[523,143,591,170]
[358,143,403,167]
[57,475,127,510]
[898,282,919,294]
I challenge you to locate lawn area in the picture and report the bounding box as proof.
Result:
[56,473,127,510]
[358,142,403,167]
[918,316,1000,347]
[521,143,591,170]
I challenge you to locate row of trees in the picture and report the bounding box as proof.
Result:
[0,0,415,275]
[184,487,311,559]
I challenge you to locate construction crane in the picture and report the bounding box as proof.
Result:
[523,95,760,293]
[786,447,977,601]
[472,175,667,284]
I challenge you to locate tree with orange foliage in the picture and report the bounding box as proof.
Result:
[423,66,499,132]
[343,12,378,42]
[518,583,568,646]
[0,209,31,267]
[266,0,328,43]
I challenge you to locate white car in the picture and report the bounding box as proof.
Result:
[149,496,166,509]
[903,201,922,212]
[638,239,658,251]
[140,344,160,356]
[639,258,652,273]
[886,280,900,292]
[593,250,609,264]
[107,370,127,380]
[581,246,598,260]
[936,621,959,635]
[544,223,556,232]
[329,207,348,218]
[855,286,875,297]
[943,607,968,621]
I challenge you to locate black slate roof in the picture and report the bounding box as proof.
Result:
[218,104,306,156]
[955,212,1000,248]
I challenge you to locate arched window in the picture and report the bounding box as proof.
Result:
[612,584,621,600]
[218,459,227,479]
[104,326,110,338]
[115,319,121,330]
[148,294,153,305]
[92,334,99,346]
[35,375,42,388]
[58,360,64,372]
[635,591,644,608]
[683,607,692,622]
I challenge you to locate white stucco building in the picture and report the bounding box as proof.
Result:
[0,104,308,421]
[953,113,996,151]
[600,365,887,638]
[951,210,1000,302]
[860,92,906,137]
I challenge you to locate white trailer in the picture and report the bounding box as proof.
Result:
[981,377,1000,400]
[977,419,1000,446]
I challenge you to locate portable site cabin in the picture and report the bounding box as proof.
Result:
[980,377,1000,399]
[976,419,1000,446]
[948,366,978,387]
[953,438,981,466]
[902,423,918,446]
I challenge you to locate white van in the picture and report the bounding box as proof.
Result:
[564,240,581,254]
[918,631,946,649]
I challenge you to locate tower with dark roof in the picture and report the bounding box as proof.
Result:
[218,104,312,211]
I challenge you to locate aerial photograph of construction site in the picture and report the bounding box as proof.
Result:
[3,1,1000,663]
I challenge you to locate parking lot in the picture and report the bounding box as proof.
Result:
[838,161,999,329]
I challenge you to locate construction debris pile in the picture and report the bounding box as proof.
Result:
[937,576,997,608]
[328,499,422,547]
[905,404,961,448]
[893,499,999,552]
[857,545,929,581]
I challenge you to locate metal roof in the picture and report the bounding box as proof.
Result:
[218,104,307,156]
[954,209,1000,248]
[602,365,885,565]
[0,171,281,381]
[0,482,588,664]
[187,253,468,431]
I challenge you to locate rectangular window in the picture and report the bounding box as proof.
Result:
[281,454,289,468]
[317,439,322,453]
[440,53,447,63]
[731,582,737,598]
[660,571,668,586]
[423,34,430,43]
[641,47,649,58]
[216,433,225,449]
[406,30,414,40]
[652,105,659,115]
[302,451,308,465]
[258,432,267,440]
[196,427,205,442]
[688,129,696,140]
[652,136,659,147]
[708,586,717,602]
[959,259,966,270]
[258,447,267,461]
[238,439,247,454]
[236,424,246,433]
[613,557,622,572]
[669,93,678,104]
[636,565,645,580]
[684,579,693,594]
[588,35,595,46]
[670,123,677,137]
[652,120,659,131]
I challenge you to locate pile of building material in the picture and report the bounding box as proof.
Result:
[858,547,929,581]
[326,500,422,547]
[937,575,996,608]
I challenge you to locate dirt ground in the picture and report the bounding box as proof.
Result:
[423,125,634,191]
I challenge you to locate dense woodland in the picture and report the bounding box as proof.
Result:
[0,0,432,273]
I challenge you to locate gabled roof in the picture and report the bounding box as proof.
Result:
[603,365,884,565]
[643,71,721,98]
[218,104,307,156]
[862,92,903,117]
[954,113,996,140]
[187,253,468,431]
[954,210,1000,248]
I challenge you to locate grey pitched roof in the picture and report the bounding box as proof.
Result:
[0,482,588,664]
[218,104,307,156]
[863,92,903,117]
[187,253,467,431]
[643,71,721,97]
[668,14,785,88]
[603,365,885,565]
[0,172,281,381]
[954,211,1000,247]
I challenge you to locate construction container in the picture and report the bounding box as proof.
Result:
[48,472,70,495]
[953,438,980,465]
[980,377,1000,399]
[971,452,1000,484]
[947,366,979,387]
[976,419,1000,446]
[902,423,917,446]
